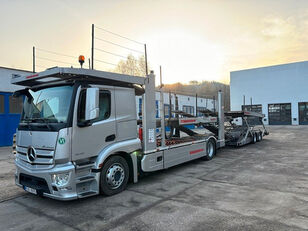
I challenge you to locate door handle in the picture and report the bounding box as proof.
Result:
[105,134,116,142]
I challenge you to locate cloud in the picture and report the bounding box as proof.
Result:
[261,16,295,38]
[261,11,308,44]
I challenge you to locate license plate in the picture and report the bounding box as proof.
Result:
[23,186,37,195]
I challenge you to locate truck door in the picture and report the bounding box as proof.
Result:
[72,86,116,161]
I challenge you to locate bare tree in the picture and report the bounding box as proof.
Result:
[114,54,147,77]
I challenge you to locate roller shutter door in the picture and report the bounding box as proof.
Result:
[268,103,291,125]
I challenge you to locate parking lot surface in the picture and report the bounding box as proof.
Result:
[0,126,307,231]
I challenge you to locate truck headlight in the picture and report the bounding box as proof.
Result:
[51,173,70,187]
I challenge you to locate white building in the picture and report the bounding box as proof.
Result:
[230,61,308,125]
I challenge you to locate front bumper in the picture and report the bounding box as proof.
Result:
[15,161,78,201]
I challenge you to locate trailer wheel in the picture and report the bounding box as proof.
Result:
[202,138,216,161]
[252,133,257,144]
[260,132,263,141]
[257,132,262,142]
[100,155,129,196]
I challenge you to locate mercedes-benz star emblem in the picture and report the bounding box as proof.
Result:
[27,146,36,163]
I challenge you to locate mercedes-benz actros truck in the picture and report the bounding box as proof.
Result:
[11,67,266,200]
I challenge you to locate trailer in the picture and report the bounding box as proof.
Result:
[200,110,269,147]
[224,111,269,146]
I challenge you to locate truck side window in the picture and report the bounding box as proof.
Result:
[78,90,111,123]
[93,91,111,122]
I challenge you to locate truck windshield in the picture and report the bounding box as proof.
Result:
[21,85,73,123]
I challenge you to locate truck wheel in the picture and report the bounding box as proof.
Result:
[202,138,216,161]
[100,155,129,196]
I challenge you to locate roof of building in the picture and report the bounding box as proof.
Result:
[0,66,32,73]
[230,60,308,74]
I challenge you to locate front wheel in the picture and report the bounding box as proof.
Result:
[202,138,216,161]
[100,155,129,196]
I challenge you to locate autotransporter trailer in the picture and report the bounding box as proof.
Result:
[11,67,268,200]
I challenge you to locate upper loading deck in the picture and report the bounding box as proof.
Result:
[11,67,146,88]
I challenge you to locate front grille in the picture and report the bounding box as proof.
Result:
[16,146,54,169]
[19,173,50,194]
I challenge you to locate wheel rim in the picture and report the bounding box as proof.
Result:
[254,135,257,142]
[106,163,125,189]
[207,141,214,157]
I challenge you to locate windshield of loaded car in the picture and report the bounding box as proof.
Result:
[21,85,73,123]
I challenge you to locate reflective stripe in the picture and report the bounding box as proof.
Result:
[189,148,204,155]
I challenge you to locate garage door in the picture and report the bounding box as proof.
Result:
[268,103,291,125]
[0,92,23,146]
[299,102,308,125]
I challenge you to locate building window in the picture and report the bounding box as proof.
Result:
[182,105,194,115]
[0,95,4,114]
[139,98,142,115]
[242,104,262,113]
[156,100,159,118]
[197,107,207,116]
[164,104,174,118]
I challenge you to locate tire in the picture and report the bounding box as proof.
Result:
[202,138,216,161]
[100,155,129,196]
[257,132,262,142]
[259,132,263,141]
[251,133,257,144]
[256,132,260,142]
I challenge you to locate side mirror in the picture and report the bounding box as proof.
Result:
[85,88,99,121]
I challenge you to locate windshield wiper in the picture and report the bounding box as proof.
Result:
[31,118,53,130]
[21,118,33,130]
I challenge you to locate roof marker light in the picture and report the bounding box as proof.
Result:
[79,55,85,68]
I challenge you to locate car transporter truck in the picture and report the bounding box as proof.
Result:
[11,67,268,200]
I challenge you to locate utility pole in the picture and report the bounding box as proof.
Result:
[195,93,198,117]
[159,66,165,147]
[91,24,94,70]
[169,91,172,119]
[32,46,35,73]
[144,44,148,76]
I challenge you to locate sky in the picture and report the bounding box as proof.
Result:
[0,0,308,84]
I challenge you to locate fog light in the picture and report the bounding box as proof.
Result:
[58,186,72,191]
[51,173,70,187]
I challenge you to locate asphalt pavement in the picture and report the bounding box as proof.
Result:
[0,126,307,230]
